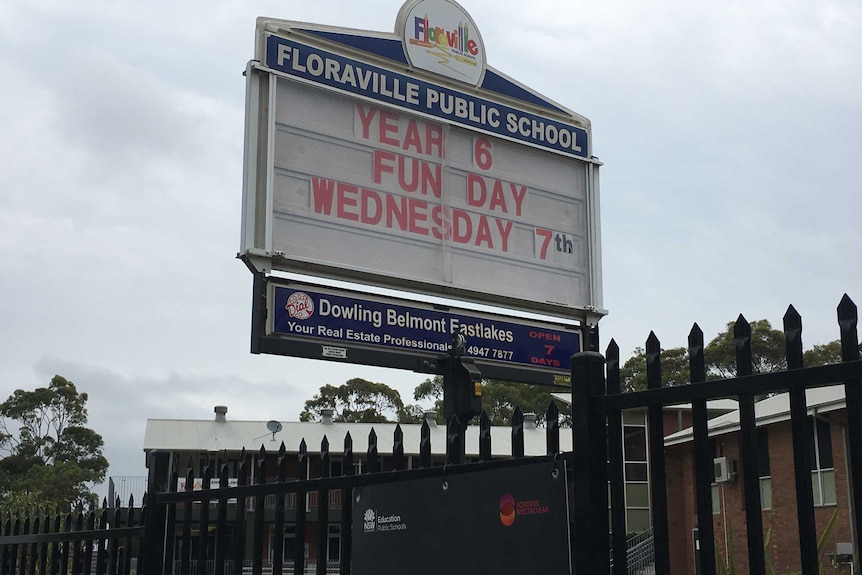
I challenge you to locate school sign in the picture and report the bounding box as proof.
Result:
[240,0,605,322]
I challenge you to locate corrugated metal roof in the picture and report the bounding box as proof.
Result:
[144,418,572,457]
[664,384,847,446]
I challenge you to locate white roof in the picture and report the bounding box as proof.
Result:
[664,384,847,446]
[144,418,571,458]
[551,392,738,414]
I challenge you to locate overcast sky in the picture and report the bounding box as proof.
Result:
[1,0,860,493]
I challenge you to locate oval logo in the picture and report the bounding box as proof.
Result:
[398,0,486,86]
[286,291,314,320]
[499,493,515,526]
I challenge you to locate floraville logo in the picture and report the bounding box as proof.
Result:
[398,0,486,86]
[363,508,376,533]
[285,291,314,320]
[410,16,479,62]
[499,493,551,527]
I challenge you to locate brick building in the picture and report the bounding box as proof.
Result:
[665,385,855,575]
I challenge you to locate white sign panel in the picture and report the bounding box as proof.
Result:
[242,0,604,320]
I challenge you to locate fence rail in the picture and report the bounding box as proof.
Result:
[4,294,861,575]
[573,294,862,575]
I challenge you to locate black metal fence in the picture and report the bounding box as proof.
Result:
[571,294,862,575]
[0,498,142,575]
[2,406,569,575]
[4,295,862,575]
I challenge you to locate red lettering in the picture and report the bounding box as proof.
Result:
[536,228,553,259]
[357,105,376,140]
[488,180,507,213]
[474,216,492,248]
[408,198,429,235]
[311,178,335,214]
[403,120,422,154]
[467,39,478,55]
[373,150,396,184]
[530,357,561,367]
[529,331,562,341]
[398,156,419,193]
[467,174,486,208]
[496,219,512,252]
[511,184,527,216]
[385,193,408,230]
[336,183,359,221]
[379,111,399,146]
[421,162,441,198]
[426,124,444,158]
[452,209,472,243]
[361,188,382,225]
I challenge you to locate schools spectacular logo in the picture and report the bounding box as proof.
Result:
[499,493,551,527]
[363,508,408,533]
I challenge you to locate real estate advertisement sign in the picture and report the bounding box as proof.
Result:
[351,460,571,574]
[241,0,604,321]
[268,280,581,375]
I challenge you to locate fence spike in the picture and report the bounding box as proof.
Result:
[646,331,662,390]
[838,294,859,360]
[479,410,491,461]
[393,424,405,470]
[784,305,804,369]
[512,406,525,458]
[606,339,621,394]
[688,324,705,384]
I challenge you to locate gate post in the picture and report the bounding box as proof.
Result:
[141,450,171,575]
[571,351,609,575]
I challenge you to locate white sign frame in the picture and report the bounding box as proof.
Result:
[241,5,605,323]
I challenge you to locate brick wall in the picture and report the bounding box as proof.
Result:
[665,409,854,575]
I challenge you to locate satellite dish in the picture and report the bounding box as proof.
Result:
[267,420,283,433]
[266,420,283,441]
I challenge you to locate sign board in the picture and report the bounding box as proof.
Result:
[241,0,605,321]
[352,460,571,574]
[266,280,580,377]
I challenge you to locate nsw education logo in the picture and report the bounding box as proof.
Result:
[286,291,314,320]
[363,509,376,532]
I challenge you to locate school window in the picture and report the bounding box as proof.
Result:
[328,524,341,563]
[809,417,837,506]
[271,523,297,563]
[757,428,772,510]
[622,410,650,534]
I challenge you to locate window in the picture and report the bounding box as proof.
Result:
[757,428,772,510]
[271,523,297,563]
[328,525,341,563]
[622,411,650,534]
[809,417,836,506]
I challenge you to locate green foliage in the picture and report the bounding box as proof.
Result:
[620,346,690,392]
[410,375,569,426]
[300,378,406,423]
[704,319,787,379]
[0,375,108,513]
[718,505,841,575]
[620,319,861,392]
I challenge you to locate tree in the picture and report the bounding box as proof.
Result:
[0,375,109,512]
[620,346,690,393]
[411,375,569,426]
[618,319,862,391]
[300,378,406,423]
[704,318,787,379]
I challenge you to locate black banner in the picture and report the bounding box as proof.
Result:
[352,461,570,574]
